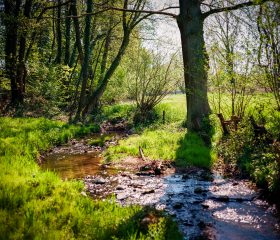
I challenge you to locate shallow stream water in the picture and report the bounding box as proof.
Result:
[42,151,280,240]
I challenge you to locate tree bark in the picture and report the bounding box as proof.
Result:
[82,33,130,116]
[70,0,84,63]
[64,2,71,65]
[177,0,210,131]
[69,41,77,67]
[17,0,33,97]
[74,0,93,121]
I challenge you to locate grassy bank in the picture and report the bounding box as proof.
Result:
[104,95,217,169]
[0,117,181,239]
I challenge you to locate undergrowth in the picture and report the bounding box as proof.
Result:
[0,117,182,239]
[218,116,280,198]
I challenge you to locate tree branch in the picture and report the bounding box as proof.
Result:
[203,0,271,19]
[62,6,178,19]
[108,6,178,18]
[36,0,71,20]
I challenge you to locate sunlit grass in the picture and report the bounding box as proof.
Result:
[105,94,215,169]
[104,93,278,169]
[0,117,181,239]
[105,126,214,169]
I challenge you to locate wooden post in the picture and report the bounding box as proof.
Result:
[139,146,146,161]
[231,115,240,131]
[162,110,166,124]
[217,113,230,135]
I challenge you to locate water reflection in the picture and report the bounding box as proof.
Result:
[42,152,119,179]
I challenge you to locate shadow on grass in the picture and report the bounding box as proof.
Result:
[175,131,213,169]
[175,117,215,169]
[175,114,216,169]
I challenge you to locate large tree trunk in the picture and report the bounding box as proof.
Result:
[177,0,210,131]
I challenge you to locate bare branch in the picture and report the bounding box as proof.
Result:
[36,0,71,20]
[108,6,178,18]
[203,0,271,19]
[64,5,179,19]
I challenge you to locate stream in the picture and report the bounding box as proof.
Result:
[42,140,280,240]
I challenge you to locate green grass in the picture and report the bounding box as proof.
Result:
[105,125,214,169]
[88,135,111,147]
[104,93,279,170]
[104,95,215,169]
[97,103,135,123]
[0,117,182,239]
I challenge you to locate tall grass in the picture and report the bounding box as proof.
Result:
[0,117,181,239]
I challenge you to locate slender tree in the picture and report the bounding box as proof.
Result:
[54,0,62,64]
[74,0,93,121]
[17,0,32,100]
[64,2,71,65]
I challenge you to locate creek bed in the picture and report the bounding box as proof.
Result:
[42,145,280,240]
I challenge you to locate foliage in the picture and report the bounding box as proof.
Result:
[101,66,129,105]
[0,117,181,239]
[126,47,182,123]
[26,61,75,117]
